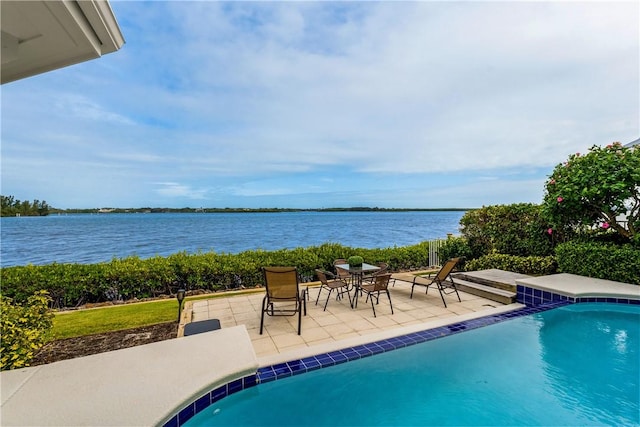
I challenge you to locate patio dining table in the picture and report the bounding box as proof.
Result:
[335,263,381,308]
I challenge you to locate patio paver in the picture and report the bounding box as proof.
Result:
[185,280,508,358]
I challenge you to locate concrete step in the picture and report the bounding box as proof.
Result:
[451,277,517,305]
[452,269,532,293]
[391,271,518,305]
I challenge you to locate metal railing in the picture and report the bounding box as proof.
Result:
[428,238,447,267]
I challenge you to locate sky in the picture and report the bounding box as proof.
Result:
[1,1,639,210]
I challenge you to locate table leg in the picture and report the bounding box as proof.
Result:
[351,273,362,308]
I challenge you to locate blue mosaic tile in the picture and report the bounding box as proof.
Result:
[243,374,258,388]
[194,394,210,414]
[177,404,195,425]
[257,369,277,383]
[315,354,335,366]
[351,344,374,356]
[210,385,226,402]
[377,341,396,351]
[286,360,307,374]
[327,350,348,363]
[164,415,179,427]
[341,349,361,360]
[300,356,322,370]
[363,342,385,353]
[227,378,243,394]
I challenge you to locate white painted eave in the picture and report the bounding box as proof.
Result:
[1,0,125,84]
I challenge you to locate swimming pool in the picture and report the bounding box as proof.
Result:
[183,303,639,426]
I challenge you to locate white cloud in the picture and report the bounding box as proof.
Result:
[1,1,637,208]
[153,182,208,200]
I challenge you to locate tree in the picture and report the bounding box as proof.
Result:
[542,143,640,242]
[0,195,50,217]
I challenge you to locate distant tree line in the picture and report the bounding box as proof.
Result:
[51,206,471,214]
[1,195,50,217]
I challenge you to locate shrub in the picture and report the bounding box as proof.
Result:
[555,242,640,285]
[460,203,554,258]
[347,256,363,267]
[465,253,557,276]
[437,236,474,269]
[542,143,640,243]
[0,242,435,308]
[1,291,54,370]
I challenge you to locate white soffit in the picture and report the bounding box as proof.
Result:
[1,0,125,84]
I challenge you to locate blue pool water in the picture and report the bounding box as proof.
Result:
[185,303,639,426]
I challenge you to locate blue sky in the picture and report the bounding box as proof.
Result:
[2,1,638,209]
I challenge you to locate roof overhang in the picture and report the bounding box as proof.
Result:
[1,0,124,84]
[624,137,639,148]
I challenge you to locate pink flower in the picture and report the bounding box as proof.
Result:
[602,222,610,229]
[549,179,556,185]
[547,228,553,235]
[557,197,563,203]
[575,152,580,156]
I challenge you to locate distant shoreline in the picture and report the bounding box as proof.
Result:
[51,207,473,214]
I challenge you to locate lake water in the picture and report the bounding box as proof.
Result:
[0,211,464,267]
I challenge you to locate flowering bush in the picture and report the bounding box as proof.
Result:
[542,143,640,242]
[459,203,554,258]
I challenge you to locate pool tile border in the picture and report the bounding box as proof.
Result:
[164,298,586,427]
[516,284,640,307]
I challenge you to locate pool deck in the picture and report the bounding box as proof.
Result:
[2,272,638,426]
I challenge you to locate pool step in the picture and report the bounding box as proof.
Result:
[392,269,521,305]
[452,269,532,292]
[451,269,531,305]
[449,277,517,305]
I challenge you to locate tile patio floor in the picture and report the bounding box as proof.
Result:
[188,280,503,359]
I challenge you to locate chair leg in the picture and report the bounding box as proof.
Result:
[297,299,302,335]
[344,287,352,307]
[323,288,334,311]
[259,295,268,335]
[450,279,462,302]
[369,292,376,317]
[315,285,324,306]
[436,283,448,308]
[386,290,394,314]
[302,292,307,315]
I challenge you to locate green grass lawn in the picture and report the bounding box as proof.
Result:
[50,291,263,340]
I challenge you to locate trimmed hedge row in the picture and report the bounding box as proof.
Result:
[556,242,640,285]
[465,253,558,276]
[0,242,432,308]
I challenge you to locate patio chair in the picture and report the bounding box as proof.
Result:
[333,259,352,285]
[362,262,391,285]
[260,267,306,335]
[315,269,352,311]
[409,257,462,307]
[359,273,394,317]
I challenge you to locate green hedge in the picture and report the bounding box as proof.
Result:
[1,291,53,371]
[465,253,558,276]
[0,242,433,308]
[556,242,640,285]
[437,236,474,270]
